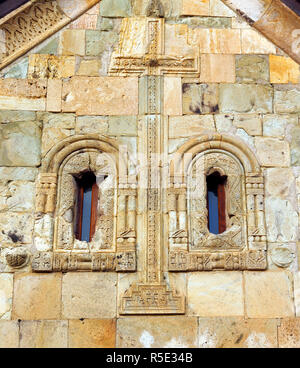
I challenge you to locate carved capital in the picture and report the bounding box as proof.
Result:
[36,173,57,214]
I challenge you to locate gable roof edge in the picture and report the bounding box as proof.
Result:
[221,0,300,64]
[0,0,101,70]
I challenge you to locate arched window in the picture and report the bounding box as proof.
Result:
[168,135,267,272]
[206,172,227,235]
[74,171,99,242]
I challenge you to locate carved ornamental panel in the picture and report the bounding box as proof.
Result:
[168,136,267,272]
[32,135,137,273]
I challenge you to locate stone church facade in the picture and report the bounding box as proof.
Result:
[0,0,300,348]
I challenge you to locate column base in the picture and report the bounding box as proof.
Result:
[120,283,185,315]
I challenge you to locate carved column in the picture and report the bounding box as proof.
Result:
[246,175,267,251]
[36,173,57,214]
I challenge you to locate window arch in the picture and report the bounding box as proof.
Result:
[32,135,137,273]
[168,134,267,271]
[187,150,246,251]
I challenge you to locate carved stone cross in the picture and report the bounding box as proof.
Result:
[109,13,199,314]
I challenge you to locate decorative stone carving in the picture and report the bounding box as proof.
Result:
[169,250,267,271]
[270,247,295,268]
[118,15,187,314]
[33,135,137,273]
[55,150,116,251]
[117,186,137,251]
[31,251,53,272]
[120,284,185,315]
[109,18,199,77]
[0,0,100,70]
[168,134,267,271]
[32,251,136,272]
[36,173,57,214]
[5,247,29,269]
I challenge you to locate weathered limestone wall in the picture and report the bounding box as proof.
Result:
[0,0,300,348]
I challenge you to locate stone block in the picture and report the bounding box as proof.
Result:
[57,0,100,18]
[0,167,38,181]
[181,0,210,16]
[201,54,235,83]
[265,168,295,199]
[0,110,35,123]
[62,76,139,115]
[270,55,300,84]
[244,271,294,318]
[38,112,75,156]
[255,137,290,167]
[236,55,269,83]
[117,316,198,348]
[183,83,219,114]
[233,114,262,136]
[3,57,29,79]
[69,13,98,29]
[0,121,41,167]
[28,55,76,79]
[278,319,300,348]
[291,125,300,166]
[0,79,47,98]
[265,197,298,242]
[13,273,62,320]
[164,78,182,116]
[37,37,59,55]
[69,319,116,348]
[189,29,241,54]
[0,181,35,212]
[0,213,34,245]
[0,321,19,348]
[187,272,244,317]
[20,320,68,348]
[173,16,231,28]
[165,24,197,57]
[76,115,108,134]
[241,29,276,54]
[0,274,13,320]
[77,59,101,76]
[274,88,300,113]
[198,317,278,348]
[219,84,273,113]
[215,114,236,134]
[232,17,252,29]
[100,0,132,17]
[0,79,46,111]
[86,30,119,56]
[209,0,235,17]
[169,115,215,138]
[47,79,62,112]
[263,114,297,138]
[108,116,137,136]
[62,273,117,319]
[59,30,86,56]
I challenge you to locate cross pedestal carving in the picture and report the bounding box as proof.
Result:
[110,17,199,314]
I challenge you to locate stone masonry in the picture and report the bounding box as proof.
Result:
[0,0,300,348]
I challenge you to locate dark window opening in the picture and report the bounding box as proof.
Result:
[206,172,227,235]
[75,171,98,242]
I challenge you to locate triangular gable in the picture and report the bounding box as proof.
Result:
[0,0,299,72]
